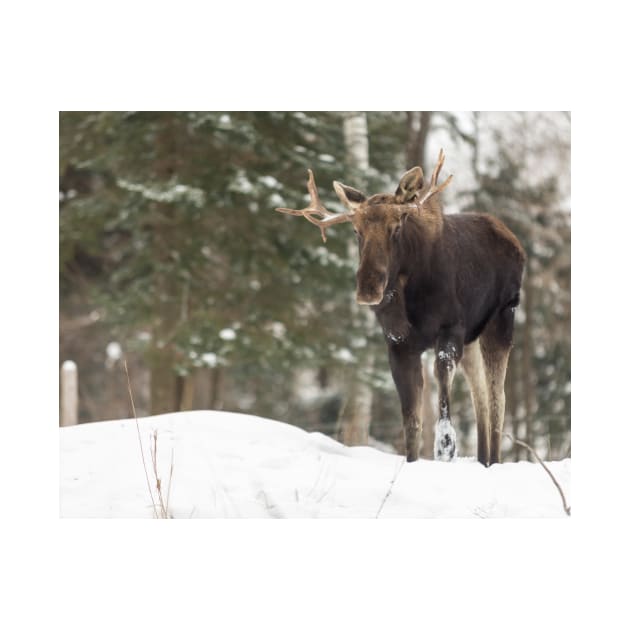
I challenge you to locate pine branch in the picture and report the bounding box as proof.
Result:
[124,359,158,518]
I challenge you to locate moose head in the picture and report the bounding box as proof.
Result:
[275,149,453,306]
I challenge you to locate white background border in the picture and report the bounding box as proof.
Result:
[3,1,627,628]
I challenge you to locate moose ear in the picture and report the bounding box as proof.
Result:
[395,166,424,203]
[333,181,367,210]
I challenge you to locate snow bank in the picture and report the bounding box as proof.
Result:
[59,410,570,518]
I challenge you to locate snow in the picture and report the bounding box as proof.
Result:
[269,192,285,207]
[258,175,280,189]
[332,347,356,363]
[218,328,236,341]
[228,171,254,194]
[105,341,122,361]
[350,336,367,348]
[313,246,352,269]
[434,418,458,461]
[201,352,218,367]
[265,321,286,339]
[117,179,205,207]
[60,410,571,518]
[61,360,77,373]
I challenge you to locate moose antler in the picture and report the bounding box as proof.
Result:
[275,169,354,242]
[416,149,453,208]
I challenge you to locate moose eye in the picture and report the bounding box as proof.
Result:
[391,224,402,239]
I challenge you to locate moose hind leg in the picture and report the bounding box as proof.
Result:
[480,307,514,465]
[387,346,423,462]
[461,339,491,466]
[433,333,462,462]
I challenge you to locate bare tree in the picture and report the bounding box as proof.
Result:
[405,112,436,458]
[338,112,374,446]
[405,112,433,171]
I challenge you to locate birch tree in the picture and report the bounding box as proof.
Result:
[338,112,375,446]
[404,112,437,458]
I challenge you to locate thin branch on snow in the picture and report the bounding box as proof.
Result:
[124,360,174,519]
[165,448,175,517]
[375,457,406,518]
[500,430,571,516]
[124,360,159,518]
[150,430,173,519]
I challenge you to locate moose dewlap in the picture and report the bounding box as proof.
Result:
[275,150,526,466]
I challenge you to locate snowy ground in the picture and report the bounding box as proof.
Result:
[59,410,570,518]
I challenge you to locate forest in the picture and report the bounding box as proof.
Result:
[59,111,571,462]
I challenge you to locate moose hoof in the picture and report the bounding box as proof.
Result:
[434,420,457,462]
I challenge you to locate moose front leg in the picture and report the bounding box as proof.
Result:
[387,345,423,462]
[433,330,463,462]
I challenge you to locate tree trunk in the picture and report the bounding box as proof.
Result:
[209,367,225,410]
[149,115,181,416]
[149,349,178,415]
[188,366,225,410]
[405,112,433,169]
[343,112,369,173]
[148,255,179,415]
[338,112,374,446]
[406,112,435,457]
[178,374,195,411]
[192,368,211,408]
[471,112,484,211]
[339,376,371,446]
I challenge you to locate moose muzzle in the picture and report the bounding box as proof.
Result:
[355,266,387,306]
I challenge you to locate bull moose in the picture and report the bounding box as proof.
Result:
[275,150,526,466]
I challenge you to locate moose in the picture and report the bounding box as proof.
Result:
[275,151,526,466]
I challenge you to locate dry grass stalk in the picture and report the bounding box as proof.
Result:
[149,430,174,519]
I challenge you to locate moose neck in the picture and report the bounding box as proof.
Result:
[398,207,443,280]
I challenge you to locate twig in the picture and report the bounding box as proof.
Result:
[376,457,405,518]
[151,430,168,518]
[165,449,174,517]
[501,430,571,516]
[124,359,158,519]
[149,429,174,519]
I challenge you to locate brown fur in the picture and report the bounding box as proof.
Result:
[336,167,526,464]
[460,339,490,465]
[279,157,525,465]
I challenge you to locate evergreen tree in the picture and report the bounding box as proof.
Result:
[60,111,570,463]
